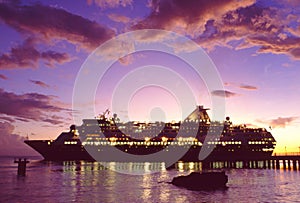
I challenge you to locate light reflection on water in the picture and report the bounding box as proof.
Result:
[1,156,300,202]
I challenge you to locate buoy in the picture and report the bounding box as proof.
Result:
[14,158,29,176]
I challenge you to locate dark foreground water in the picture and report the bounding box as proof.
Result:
[1,156,300,203]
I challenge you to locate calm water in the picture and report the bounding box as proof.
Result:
[1,156,300,203]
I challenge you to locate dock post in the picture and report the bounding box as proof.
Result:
[263,160,267,169]
[287,160,291,170]
[254,160,258,169]
[293,160,297,170]
[283,159,286,170]
[276,160,280,169]
[14,158,29,176]
[271,159,275,169]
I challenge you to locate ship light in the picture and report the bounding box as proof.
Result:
[145,137,150,142]
[162,137,168,142]
[109,137,117,142]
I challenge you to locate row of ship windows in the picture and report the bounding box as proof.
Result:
[207,141,242,145]
[248,141,273,144]
[85,137,199,142]
[83,141,203,146]
[64,141,78,145]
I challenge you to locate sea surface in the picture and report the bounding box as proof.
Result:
[1,156,300,203]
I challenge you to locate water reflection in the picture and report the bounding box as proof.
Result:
[4,157,300,203]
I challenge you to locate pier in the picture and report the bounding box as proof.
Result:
[197,153,300,170]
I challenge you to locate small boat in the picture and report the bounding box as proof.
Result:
[171,171,228,190]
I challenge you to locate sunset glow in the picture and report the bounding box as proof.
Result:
[0,0,300,155]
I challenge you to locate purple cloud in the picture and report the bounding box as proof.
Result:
[0,38,71,69]
[0,2,115,51]
[87,0,133,8]
[29,80,50,88]
[211,90,238,98]
[133,1,300,60]
[133,0,254,32]
[0,88,68,125]
[0,74,8,80]
[239,84,258,90]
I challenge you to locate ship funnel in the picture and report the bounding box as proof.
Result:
[70,125,76,132]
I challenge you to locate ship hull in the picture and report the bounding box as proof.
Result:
[25,139,273,162]
[24,140,94,161]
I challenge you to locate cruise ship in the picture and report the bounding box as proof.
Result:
[24,106,276,162]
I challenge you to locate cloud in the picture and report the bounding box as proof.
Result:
[246,35,300,60]
[0,38,71,69]
[108,13,131,23]
[0,88,68,125]
[239,84,258,90]
[29,80,50,88]
[0,74,7,80]
[198,4,300,59]
[270,117,298,128]
[87,0,133,8]
[224,82,258,90]
[133,0,255,36]
[0,116,15,122]
[0,2,115,51]
[211,90,238,98]
[133,1,300,60]
[257,116,298,128]
[0,121,38,156]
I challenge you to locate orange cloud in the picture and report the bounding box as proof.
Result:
[108,13,131,23]
[133,1,300,60]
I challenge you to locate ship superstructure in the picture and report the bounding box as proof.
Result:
[25,106,276,161]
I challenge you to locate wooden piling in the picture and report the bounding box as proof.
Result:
[14,158,29,176]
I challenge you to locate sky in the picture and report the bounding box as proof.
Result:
[0,0,300,155]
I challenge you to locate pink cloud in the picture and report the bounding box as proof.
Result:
[257,116,298,128]
[224,82,258,90]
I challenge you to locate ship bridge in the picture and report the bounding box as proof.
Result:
[185,105,210,123]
